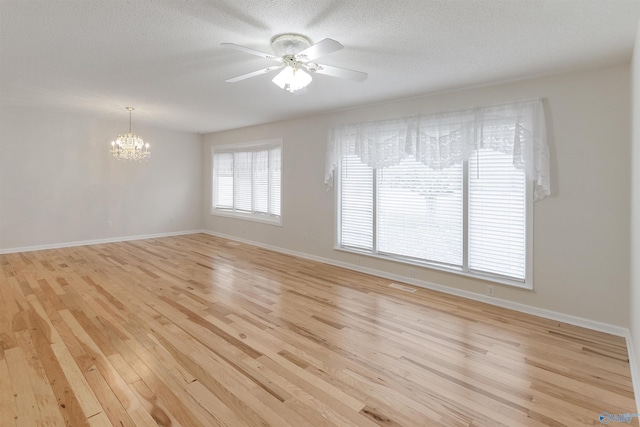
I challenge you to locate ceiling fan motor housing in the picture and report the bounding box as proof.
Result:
[270,33,312,57]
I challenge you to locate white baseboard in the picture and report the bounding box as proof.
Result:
[626,332,640,413]
[203,230,629,338]
[0,230,204,255]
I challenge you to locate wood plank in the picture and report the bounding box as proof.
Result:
[0,357,17,427]
[5,346,41,427]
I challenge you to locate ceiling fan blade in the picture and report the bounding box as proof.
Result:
[310,63,368,82]
[221,43,280,61]
[226,65,283,83]
[296,38,343,61]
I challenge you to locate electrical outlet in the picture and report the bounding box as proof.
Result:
[487,285,495,297]
[107,220,112,228]
[409,268,415,278]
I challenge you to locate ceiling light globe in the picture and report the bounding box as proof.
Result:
[272,66,312,93]
[288,69,312,92]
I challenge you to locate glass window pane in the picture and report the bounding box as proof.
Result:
[269,147,281,217]
[234,151,253,212]
[340,154,373,250]
[254,150,269,214]
[377,158,463,266]
[213,152,234,209]
[469,148,526,280]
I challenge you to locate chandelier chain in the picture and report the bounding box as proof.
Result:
[126,106,134,133]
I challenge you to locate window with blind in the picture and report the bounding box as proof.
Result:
[334,107,540,288]
[211,139,282,225]
[339,149,529,285]
[468,148,527,281]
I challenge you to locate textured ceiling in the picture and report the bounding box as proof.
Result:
[1,0,639,133]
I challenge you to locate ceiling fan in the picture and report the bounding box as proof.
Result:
[221,33,368,93]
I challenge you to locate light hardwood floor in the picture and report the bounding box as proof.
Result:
[0,233,636,426]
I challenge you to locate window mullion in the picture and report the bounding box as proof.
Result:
[251,151,256,214]
[372,168,378,254]
[232,152,237,212]
[267,149,272,216]
[525,175,534,285]
[463,159,469,273]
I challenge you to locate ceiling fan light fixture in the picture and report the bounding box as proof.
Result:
[272,66,312,93]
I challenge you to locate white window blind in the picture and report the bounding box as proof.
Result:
[338,152,528,284]
[212,140,282,224]
[235,151,253,213]
[469,148,526,280]
[213,152,234,210]
[377,158,463,266]
[269,147,282,216]
[340,154,373,250]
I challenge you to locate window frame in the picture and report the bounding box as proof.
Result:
[335,156,534,289]
[211,139,283,226]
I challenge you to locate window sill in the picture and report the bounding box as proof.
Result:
[334,246,532,290]
[211,209,282,226]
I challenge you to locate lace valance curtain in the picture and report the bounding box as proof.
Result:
[325,99,550,201]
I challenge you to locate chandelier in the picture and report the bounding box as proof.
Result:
[110,107,150,161]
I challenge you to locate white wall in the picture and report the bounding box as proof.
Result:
[0,107,203,250]
[630,23,640,412]
[203,64,631,328]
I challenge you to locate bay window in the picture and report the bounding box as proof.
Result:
[212,139,282,225]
